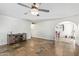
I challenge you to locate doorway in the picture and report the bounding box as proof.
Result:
[54,21,77,55]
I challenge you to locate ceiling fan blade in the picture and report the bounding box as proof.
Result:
[38,9,49,12]
[17,3,31,9]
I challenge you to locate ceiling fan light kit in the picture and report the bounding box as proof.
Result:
[31,3,39,16]
[18,3,49,16]
[31,9,39,16]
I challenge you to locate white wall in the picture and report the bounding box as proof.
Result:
[1,14,79,45]
[0,15,31,45]
[31,15,79,45]
[31,21,53,40]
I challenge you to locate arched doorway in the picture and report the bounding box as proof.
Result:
[54,21,77,55]
[55,21,77,41]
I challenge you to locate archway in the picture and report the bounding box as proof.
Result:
[55,21,77,41]
[54,21,77,55]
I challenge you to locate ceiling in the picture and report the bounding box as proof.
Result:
[0,3,79,23]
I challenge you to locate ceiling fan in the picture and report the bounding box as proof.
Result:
[17,3,50,16]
